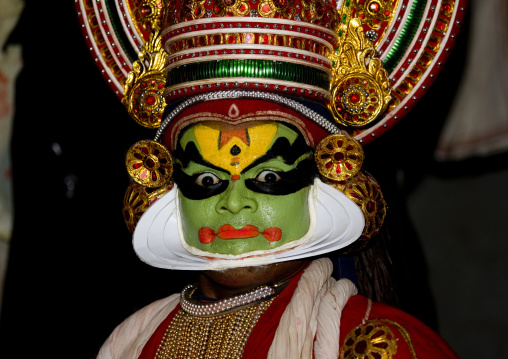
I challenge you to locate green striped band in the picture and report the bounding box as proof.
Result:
[105,0,138,62]
[166,59,331,90]
[383,0,427,73]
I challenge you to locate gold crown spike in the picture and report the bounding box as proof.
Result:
[122,22,167,129]
[328,18,391,128]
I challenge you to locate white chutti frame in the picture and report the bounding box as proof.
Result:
[133,178,364,270]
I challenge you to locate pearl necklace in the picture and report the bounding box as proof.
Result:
[180,282,286,317]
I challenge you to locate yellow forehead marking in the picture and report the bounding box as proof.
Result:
[193,122,278,175]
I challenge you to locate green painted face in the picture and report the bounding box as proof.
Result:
[173,121,315,256]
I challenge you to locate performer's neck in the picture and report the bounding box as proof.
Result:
[198,260,309,299]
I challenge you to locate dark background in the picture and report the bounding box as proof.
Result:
[0,2,197,357]
[2,1,497,358]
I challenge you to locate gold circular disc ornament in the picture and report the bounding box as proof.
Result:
[329,72,389,128]
[341,320,398,359]
[315,133,364,181]
[126,139,173,188]
[123,182,174,233]
[343,171,386,239]
[124,76,166,129]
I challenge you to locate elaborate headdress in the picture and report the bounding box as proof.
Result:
[76,0,466,269]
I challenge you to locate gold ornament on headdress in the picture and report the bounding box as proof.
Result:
[315,133,364,182]
[329,17,391,127]
[122,182,174,233]
[123,138,174,233]
[322,169,386,241]
[343,171,386,240]
[125,139,173,188]
[315,132,385,240]
[127,0,164,32]
[122,21,167,129]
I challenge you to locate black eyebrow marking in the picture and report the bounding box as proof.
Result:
[174,141,231,175]
[241,134,311,174]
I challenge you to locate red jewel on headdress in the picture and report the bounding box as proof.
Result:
[146,95,156,106]
[350,94,360,104]
[368,2,380,13]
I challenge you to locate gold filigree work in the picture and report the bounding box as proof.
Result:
[344,171,386,239]
[181,0,208,20]
[214,0,250,17]
[341,319,398,359]
[329,18,391,127]
[315,133,364,181]
[162,0,337,27]
[300,0,328,24]
[166,32,331,58]
[122,23,167,128]
[355,0,397,29]
[125,139,173,188]
[122,182,173,233]
[258,0,295,19]
[128,0,163,32]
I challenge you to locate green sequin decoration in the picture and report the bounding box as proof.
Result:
[383,0,427,73]
[166,59,330,89]
[104,0,138,62]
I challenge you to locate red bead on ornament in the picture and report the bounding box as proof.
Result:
[368,2,380,13]
[146,95,156,106]
[350,93,361,103]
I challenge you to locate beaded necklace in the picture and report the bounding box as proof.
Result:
[154,283,286,359]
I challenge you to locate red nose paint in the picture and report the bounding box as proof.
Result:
[231,174,240,181]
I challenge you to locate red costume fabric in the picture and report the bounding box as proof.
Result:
[339,296,458,358]
[136,271,457,358]
[138,268,306,359]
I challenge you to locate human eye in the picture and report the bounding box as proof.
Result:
[255,170,282,183]
[195,172,221,187]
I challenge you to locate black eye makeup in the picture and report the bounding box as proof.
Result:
[173,164,229,200]
[195,172,222,187]
[255,170,282,183]
[245,159,316,196]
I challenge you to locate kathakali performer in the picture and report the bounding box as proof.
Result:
[76,0,466,357]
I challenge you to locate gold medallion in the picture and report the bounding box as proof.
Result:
[122,182,174,233]
[341,319,398,359]
[315,133,364,181]
[125,139,173,188]
[344,171,386,239]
